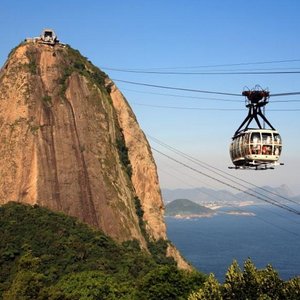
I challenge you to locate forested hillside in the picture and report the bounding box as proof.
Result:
[0,202,204,299]
[1,202,299,299]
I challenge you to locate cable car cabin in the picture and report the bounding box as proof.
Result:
[229,87,283,170]
[230,129,282,169]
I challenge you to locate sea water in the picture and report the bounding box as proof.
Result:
[166,205,300,282]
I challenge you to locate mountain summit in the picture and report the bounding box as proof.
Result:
[0,34,188,268]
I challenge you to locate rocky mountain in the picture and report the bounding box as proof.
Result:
[0,38,188,268]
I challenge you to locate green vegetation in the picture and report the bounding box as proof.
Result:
[189,259,300,300]
[134,196,147,237]
[0,202,299,299]
[8,117,42,136]
[116,135,132,178]
[8,117,27,132]
[58,65,73,99]
[58,45,108,99]
[25,49,37,75]
[42,95,52,107]
[0,202,205,299]
[165,199,214,216]
[7,42,25,59]
[134,196,175,265]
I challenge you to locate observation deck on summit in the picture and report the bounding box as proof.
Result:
[25,29,60,46]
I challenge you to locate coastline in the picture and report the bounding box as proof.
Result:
[165,201,257,219]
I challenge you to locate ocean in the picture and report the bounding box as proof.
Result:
[165,205,300,282]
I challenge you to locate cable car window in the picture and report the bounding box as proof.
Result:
[240,135,245,156]
[262,145,272,155]
[243,133,250,155]
[251,144,261,155]
[273,146,282,156]
[236,137,241,157]
[233,138,238,158]
[232,146,237,159]
[230,143,234,160]
[250,132,261,144]
[274,133,282,145]
[245,144,250,155]
[244,133,250,144]
[262,133,272,144]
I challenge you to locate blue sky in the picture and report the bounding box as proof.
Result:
[1,0,300,194]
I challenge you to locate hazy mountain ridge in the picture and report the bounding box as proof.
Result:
[162,184,298,207]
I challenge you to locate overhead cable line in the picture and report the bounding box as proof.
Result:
[158,155,299,216]
[102,58,300,71]
[151,146,300,216]
[157,152,300,234]
[271,92,300,97]
[159,157,298,223]
[113,79,241,96]
[122,88,242,102]
[114,79,300,98]
[131,102,300,111]
[148,135,300,208]
[271,99,300,103]
[121,128,300,215]
[106,68,300,75]
[131,103,244,111]
[267,109,300,111]
[105,66,300,72]
[123,88,300,104]
[161,162,300,236]
[121,129,300,237]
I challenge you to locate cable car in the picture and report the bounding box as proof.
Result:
[229,87,283,170]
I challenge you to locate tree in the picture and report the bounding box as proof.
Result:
[188,259,297,300]
[223,260,245,299]
[258,265,284,299]
[138,265,204,300]
[44,271,134,300]
[3,270,46,300]
[188,273,222,300]
[283,277,300,299]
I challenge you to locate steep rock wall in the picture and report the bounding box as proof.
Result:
[107,82,191,269]
[0,43,145,245]
[107,80,166,241]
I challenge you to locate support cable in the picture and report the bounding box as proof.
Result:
[151,146,300,215]
[148,135,300,208]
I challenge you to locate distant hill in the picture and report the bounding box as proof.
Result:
[162,188,235,204]
[165,199,214,216]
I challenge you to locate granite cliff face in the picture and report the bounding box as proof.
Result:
[0,41,190,269]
